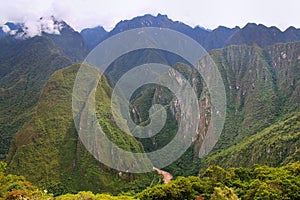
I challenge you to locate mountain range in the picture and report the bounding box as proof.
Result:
[0,13,299,197]
[80,14,300,50]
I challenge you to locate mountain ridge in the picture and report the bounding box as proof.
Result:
[79,14,300,51]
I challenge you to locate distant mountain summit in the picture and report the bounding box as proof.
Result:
[80,26,108,50]
[2,18,88,61]
[80,14,211,50]
[109,14,210,43]
[78,14,300,51]
[225,23,300,47]
[203,25,240,49]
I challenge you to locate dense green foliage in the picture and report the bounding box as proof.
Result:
[138,162,300,200]
[203,112,300,168]
[56,191,134,200]
[0,36,72,160]
[6,64,155,195]
[1,161,300,199]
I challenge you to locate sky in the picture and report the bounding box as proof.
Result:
[0,0,299,32]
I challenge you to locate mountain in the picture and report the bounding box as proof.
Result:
[109,14,210,44]
[6,64,154,195]
[203,25,240,50]
[0,22,22,39]
[0,36,72,160]
[208,41,300,150]
[45,20,88,61]
[0,19,88,61]
[225,23,300,47]
[80,14,212,50]
[79,14,300,52]
[0,19,89,160]
[80,26,108,50]
[284,26,300,41]
[122,41,300,176]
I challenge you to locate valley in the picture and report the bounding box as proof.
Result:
[0,14,299,200]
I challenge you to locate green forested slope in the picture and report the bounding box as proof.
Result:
[6,64,154,195]
[203,112,300,168]
[0,36,72,160]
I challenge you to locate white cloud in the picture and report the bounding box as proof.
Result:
[3,17,63,38]
[40,18,62,35]
[23,20,42,37]
[2,25,10,33]
[9,30,17,35]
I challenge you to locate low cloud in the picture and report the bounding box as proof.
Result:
[22,17,62,38]
[1,24,10,33]
[5,16,63,38]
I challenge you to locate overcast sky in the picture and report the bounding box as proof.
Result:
[0,0,299,31]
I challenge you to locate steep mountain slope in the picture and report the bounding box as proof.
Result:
[6,64,153,195]
[203,112,300,169]
[209,42,299,151]
[45,20,88,61]
[0,36,72,160]
[125,41,300,176]
[199,41,300,169]
[80,26,108,50]
[0,19,88,160]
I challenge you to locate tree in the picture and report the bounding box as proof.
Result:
[210,186,240,200]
